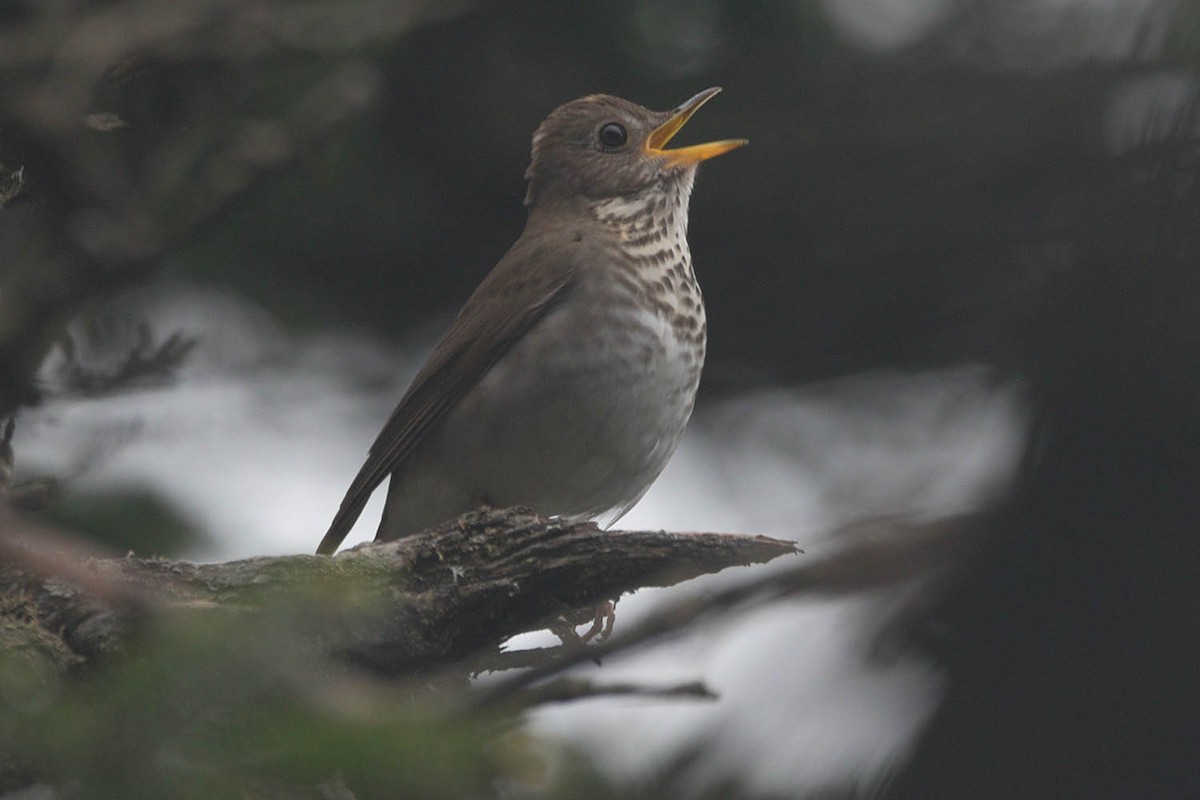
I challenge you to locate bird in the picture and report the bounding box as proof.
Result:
[317,87,746,555]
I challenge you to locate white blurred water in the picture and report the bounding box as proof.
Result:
[20,287,1025,794]
[525,362,1021,795]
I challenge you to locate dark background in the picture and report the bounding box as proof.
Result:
[165,1,1160,390]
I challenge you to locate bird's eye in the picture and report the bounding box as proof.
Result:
[598,122,628,149]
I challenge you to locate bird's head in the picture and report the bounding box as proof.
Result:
[524,87,746,210]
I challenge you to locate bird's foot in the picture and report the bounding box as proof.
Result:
[579,600,616,643]
[550,599,616,646]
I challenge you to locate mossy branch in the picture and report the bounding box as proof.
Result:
[1,507,798,678]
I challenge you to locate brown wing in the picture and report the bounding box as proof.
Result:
[316,232,581,555]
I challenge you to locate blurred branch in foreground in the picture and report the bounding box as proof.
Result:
[0,497,995,797]
[0,505,800,796]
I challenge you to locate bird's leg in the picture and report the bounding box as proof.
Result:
[549,617,586,646]
[578,599,616,643]
[549,598,617,645]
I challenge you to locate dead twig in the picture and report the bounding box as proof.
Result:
[466,513,992,711]
[503,677,718,709]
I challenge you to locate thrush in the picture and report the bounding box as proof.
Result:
[317,88,746,555]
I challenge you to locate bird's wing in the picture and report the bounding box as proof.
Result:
[316,233,582,555]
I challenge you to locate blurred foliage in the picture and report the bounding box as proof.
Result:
[888,117,1200,798]
[36,487,208,557]
[1,601,499,799]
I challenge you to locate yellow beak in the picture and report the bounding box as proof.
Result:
[644,87,748,169]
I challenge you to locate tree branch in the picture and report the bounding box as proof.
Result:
[466,512,992,710]
[0,507,799,677]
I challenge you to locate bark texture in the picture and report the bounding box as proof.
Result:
[0,507,798,677]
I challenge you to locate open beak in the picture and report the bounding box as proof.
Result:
[644,87,748,169]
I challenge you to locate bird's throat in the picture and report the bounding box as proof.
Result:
[588,178,705,360]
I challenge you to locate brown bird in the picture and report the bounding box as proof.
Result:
[317,88,745,555]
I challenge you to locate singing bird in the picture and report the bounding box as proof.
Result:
[317,88,745,555]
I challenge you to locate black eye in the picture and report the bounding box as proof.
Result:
[598,122,628,149]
